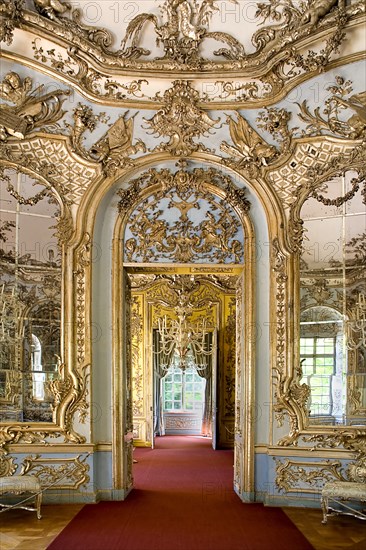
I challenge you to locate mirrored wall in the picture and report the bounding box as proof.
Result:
[300,170,366,426]
[0,169,61,422]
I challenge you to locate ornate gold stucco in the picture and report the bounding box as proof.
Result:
[0,0,365,502]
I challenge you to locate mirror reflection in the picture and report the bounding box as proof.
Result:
[300,170,366,426]
[0,169,61,422]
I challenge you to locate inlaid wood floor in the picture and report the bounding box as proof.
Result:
[0,504,365,550]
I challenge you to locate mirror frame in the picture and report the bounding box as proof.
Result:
[276,142,366,454]
[0,162,90,473]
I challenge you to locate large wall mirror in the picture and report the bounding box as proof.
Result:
[0,169,61,423]
[300,169,366,427]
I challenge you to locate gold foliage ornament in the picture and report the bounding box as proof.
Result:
[221,114,278,174]
[119,0,245,68]
[0,0,23,45]
[20,453,90,489]
[298,77,366,139]
[143,80,221,156]
[65,104,146,174]
[0,72,70,141]
[119,166,247,264]
[275,459,346,494]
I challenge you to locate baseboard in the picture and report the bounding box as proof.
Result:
[263,493,322,508]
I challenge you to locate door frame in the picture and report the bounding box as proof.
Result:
[111,196,256,503]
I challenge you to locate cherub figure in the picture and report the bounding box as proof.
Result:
[33,0,71,20]
[301,0,345,30]
[0,72,32,106]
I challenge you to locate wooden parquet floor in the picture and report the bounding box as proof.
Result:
[0,504,365,550]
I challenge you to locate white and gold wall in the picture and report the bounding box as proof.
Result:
[0,0,365,506]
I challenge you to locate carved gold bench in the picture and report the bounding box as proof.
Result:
[321,481,366,523]
[0,475,42,519]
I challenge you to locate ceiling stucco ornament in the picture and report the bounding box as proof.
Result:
[65,104,146,174]
[298,77,366,139]
[119,0,246,68]
[0,71,70,141]
[89,114,146,175]
[1,0,362,108]
[118,165,248,264]
[221,107,297,177]
[143,80,221,156]
[221,114,279,176]
[0,0,23,45]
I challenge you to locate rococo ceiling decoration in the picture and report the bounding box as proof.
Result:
[0,71,70,141]
[143,80,221,156]
[1,0,364,107]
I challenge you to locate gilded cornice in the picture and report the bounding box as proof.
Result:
[1,3,365,107]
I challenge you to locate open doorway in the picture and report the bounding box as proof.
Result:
[127,270,241,451]
[110,164,256,499]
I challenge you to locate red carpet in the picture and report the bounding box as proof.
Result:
[48,436,314,550]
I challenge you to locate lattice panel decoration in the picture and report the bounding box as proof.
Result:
[8,137,100,203]
[268,141,357,209]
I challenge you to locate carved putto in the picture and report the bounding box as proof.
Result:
[33,0,71,20]
[0,72,70,141]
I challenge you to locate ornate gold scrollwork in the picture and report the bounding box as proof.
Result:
[271,237,311,446]
[303,430,366,455]
[89,113,146,175]
[0,170,88,452]
[298,76,366,140]
[118,166,248,264]
[0,72,70,141]
[143,81,221,156]
[275,459,346,493]
[131,296,144,418]
[64,102,146,173]
[272,84,366,450]
[119,0,246,68]
[224,298,236,418]
[0,447,17,477]
[4,0,356,107]
[275,455,366,495]
[221,113,279,175]
[20,453,90,489]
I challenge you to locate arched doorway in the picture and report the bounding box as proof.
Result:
[110,162,256,501]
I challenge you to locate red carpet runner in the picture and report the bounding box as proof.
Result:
[48,436,314,550]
